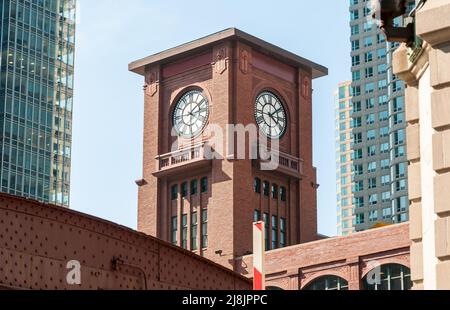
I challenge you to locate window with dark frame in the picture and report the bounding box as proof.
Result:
[272,215,278,249]
[181,182,188,198]
[272,184,278,199]
[280,218,286,248]
[254,210,261,222]
[201,209,208,249]
[191,212,198,251]
[263,181,270,196]
[254,178,261,193]
[171,185,178,200]
[171,216,178,245]
[280,187,287,202]
[191,180,198,196]
[201,177,208,193]
[181,214,188,249]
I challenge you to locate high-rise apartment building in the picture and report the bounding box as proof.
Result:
[337,0,415,234]
[0,0,76,207]
[335,81,355,236]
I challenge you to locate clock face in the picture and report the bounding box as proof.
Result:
[255,91,287,139]
[173,90,209,138]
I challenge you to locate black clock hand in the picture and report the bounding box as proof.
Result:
[192,105,200,114]
[273,108,283,114]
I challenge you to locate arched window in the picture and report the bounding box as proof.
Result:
[267,286,284,291]
[363,264,412,290]
[304,276,349,291]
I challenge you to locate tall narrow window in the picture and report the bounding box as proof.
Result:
[263,213,270,250]
[254,210,261,222]
[263,181,270,196]
[201,209,208,249]
[171,216,178,245]
[201,177,208,193]
[272,215,278,249]
[280,187,287,202]
[171,185,178,200]
[272,184,278,199]
[280,218,286,248]
[191,212,198,251]
[254,178,261,193]
[181,182,188,198]
[191,180,198,196]
[181,214,188,249]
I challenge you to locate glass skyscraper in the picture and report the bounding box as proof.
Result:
[336,0,415,235]
[0,0,76,207]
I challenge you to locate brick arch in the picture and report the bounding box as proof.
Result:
[169,83,213,114]
[266,278,290,290]
[300,268,350,290]
[361,257,411,278]
[253,82,292,100]
[251,83,293,118]
[266,284,286,291]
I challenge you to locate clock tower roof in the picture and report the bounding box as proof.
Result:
[128,28,328,79]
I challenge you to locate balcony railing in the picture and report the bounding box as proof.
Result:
[154,143,210,177]
[154,142,303,178]
[257,147,304,179]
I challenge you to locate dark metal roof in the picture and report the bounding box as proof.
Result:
[129,28,328,79]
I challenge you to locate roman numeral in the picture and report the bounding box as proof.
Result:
[276,115,285,122]
[256,115,265,124]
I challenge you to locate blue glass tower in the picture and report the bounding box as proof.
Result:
[0,0,76,207]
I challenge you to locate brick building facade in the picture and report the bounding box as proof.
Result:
[129,28,328,270]
[0,193,251,290]
[238,224,410,290]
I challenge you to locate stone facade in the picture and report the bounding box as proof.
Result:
[393,0,450,290]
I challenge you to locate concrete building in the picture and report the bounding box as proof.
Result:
[335,81,357,236]
[0,0,76,207]
[344,0,415,233]
[129,28,327,270]
[392,0,450,291]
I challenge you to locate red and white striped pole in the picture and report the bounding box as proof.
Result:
[253,221,265,290]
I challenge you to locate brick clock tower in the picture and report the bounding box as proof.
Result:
[129,28,327,270]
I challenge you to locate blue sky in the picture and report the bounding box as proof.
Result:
[71,0,350,237]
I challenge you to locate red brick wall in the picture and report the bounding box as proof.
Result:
[137,38,319,271]
[237,224,411,290]
[0,194,251,290]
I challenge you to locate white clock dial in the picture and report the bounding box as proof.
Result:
[255,91,287,139]
[173,90,209,138]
